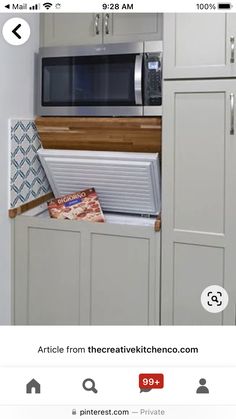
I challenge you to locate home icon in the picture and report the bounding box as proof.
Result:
[26,379,41,394]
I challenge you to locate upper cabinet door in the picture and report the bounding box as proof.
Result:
[164,13,236,79]
[103,13,163,43]
[40,13,103,47]
[40,13,163,47]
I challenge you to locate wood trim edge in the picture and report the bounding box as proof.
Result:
[8,192,54,219]
[154,214,161,232]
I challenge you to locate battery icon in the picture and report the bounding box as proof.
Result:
[218,3,232,8]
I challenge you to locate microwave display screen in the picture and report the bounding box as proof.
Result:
[148,61,159,70]
[42,54,137,107]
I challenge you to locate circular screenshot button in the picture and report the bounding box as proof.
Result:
[201,285,229,313]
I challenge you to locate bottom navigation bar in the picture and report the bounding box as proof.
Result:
[0,366,235,405]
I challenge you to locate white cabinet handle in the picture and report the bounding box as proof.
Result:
[94,14,100,35]
[105,14,110,35]
[230,93,235,135]
[230,36,235,63]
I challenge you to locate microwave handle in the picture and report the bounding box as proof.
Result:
[134,55,142,105]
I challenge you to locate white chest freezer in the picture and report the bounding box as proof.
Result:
[37,149,161,217]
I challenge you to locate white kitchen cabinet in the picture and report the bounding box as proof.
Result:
[161,79,236,325]
[40,13,163,47]
[14,209,160,325]
[164,13,236,79]
[103,13,163,43]
[40,14,103,46]
[90,233,155,325]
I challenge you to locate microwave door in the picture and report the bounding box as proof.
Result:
[39,52,144,116]
[134,54,142,105]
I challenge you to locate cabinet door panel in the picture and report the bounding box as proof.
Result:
[15,217,160,326]
[175,14,226,67]
[173,244,224,325]
[40,14,102,47]
[174,92,225,234]
[28,228,81,325]
[104,13,162,43]
[90,234,150,325]
[162,80,236,325]
[41,13,162,47]
[164,14,236,78]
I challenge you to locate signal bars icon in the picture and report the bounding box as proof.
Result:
[43,2,53,9]
[29,3,40,9]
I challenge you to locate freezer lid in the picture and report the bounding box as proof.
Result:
[37,149,161,216]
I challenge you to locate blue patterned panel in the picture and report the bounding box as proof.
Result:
[10,120,52,208]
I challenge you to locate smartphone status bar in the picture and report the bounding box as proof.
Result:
[0,0,235,13]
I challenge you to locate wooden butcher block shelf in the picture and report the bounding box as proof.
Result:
[35,117,162,153]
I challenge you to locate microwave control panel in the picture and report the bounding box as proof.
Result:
[144,53,162,106]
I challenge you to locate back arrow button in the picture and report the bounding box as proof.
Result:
[2,18,30,45]
[12,24,22,39]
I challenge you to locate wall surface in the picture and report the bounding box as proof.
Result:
[0,14,39,324]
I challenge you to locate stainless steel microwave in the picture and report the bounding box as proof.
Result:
[37,41,162,117]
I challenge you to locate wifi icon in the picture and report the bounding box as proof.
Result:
[43,2,53,9]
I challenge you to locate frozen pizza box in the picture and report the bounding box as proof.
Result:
[47,188,105,223]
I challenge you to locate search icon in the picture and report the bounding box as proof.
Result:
[82,378,98,394]
[211,295,219,304]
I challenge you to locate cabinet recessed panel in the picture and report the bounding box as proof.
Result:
[42,14,102,47]
[110,14,161,36]
[90,234,149,325]
[173,243,224,325]
[175,14,226,68]
[174,92,225,234]
[28,228,81,325]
